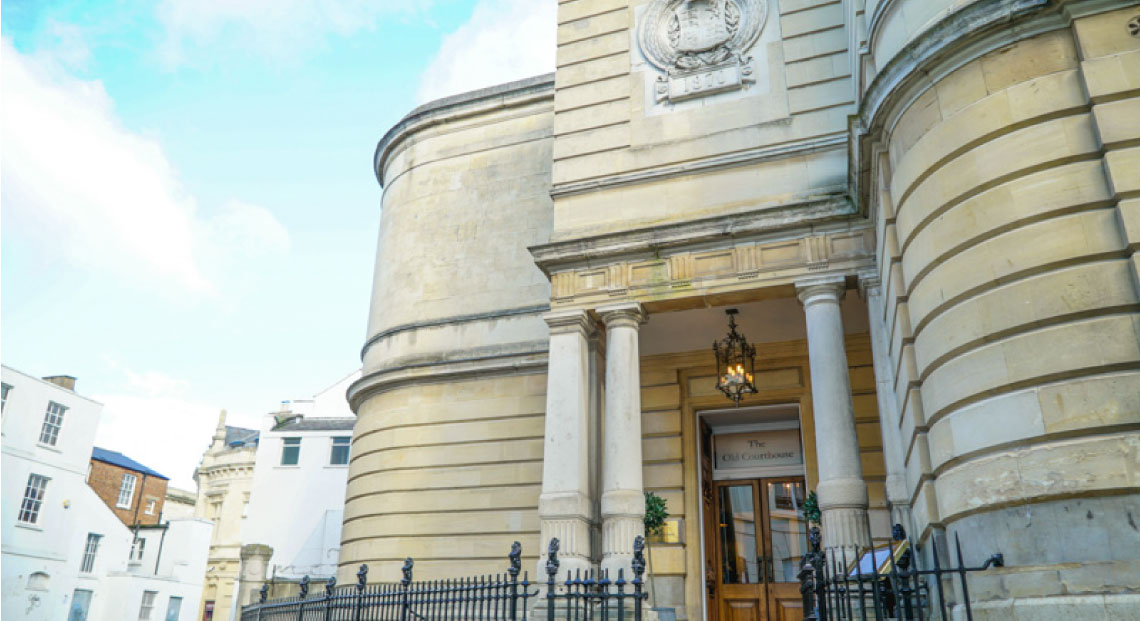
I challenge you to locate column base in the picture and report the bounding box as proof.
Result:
[821,507,871,558]
[600,514,645,579]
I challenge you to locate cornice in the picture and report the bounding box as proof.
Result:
[530,194,856,276]
[550,133,849,199]
[374,73,555,187]
[347,349,549,412]
[360,304,549,361]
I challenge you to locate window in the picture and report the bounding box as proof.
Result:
[280,437,301,465]
[130,537,146,561]
[145,498,157,515]
[80,533,102,573]
[28,571,50,591]
[38,401,67,445]
[330,436,351,465]
[18,473,49,524]
[203,600,214,621]
[117,473,138,508]
[1,382,11,413]
[139,590,158,620]
[165,596,183,621]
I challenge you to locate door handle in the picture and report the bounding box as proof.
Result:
[764,556,775,583]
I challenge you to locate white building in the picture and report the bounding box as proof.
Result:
[238,371,358,601]
[1,366,211,621]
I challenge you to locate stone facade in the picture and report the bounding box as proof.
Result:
[345,1,1140,619]
[193,411,258,621]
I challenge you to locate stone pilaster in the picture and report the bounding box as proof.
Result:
[598,302,648,577]
[859,274,914,534]
[796,276,870,555]
[538,310,599,578]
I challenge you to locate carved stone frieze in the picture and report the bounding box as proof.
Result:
[547,227,874,308]
[639,0,768,103]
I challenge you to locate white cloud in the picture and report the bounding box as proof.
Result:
[416,0,556,103]
[93,362,262,490]
[1,39,289,296]
[154,0,426,66]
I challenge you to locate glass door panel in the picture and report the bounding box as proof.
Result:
[718,484,761,584]
[765,480,808,582]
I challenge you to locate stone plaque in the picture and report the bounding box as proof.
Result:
[714,429,802,471]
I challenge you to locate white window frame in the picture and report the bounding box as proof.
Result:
[117,473,138,509]
[139,590,158,620]
[18,474,49,524]
[80,533,102,573]
[145,498,157,515]
[280,437,301,465]
[130,537,146,562]
[329,436,351,465]
[38,401,67,446]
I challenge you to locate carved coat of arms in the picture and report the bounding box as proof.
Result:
[639,0,767,103]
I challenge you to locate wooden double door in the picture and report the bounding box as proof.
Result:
[705,477,808,621]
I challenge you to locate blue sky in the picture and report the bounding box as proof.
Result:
[1,0,555,487]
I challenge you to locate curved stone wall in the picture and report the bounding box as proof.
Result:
[342,77,556,582]
[867,4,1140,615]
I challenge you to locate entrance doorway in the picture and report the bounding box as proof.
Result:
[699,406,809,621]
[712,478,808,621]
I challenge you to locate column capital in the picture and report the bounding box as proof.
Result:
[795,275,847,306]
[597,302,647,329]
[544,309,598,337]
[857,270,882,299]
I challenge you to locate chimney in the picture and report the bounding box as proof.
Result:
[43,376,77,391]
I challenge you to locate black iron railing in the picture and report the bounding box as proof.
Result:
[798,524,1004,621]
[240,539,648,621]
[542,536,647,621]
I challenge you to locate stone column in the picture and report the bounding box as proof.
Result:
[859,274,914,534]
[538,310,599,578]
[598,302,648,577]
[796,276,870,554]
[237,544,273,607]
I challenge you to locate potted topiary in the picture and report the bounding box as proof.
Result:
[643,491,675,621]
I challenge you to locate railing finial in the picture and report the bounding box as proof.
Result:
[356,563,368,592]
[401,557,414,586]
[258,583,268,604]
[325,575,336,597]
[299,575,310,599]
[545,537,561,579]
[632,535,646,579]
[508,541,522,578]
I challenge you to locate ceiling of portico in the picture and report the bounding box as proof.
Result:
[638,294,869,357]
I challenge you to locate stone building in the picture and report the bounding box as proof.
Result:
[343,2,1140,620]
[88,448,169,528]
[193,411,258,621]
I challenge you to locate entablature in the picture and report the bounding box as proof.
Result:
[530,196,875,310]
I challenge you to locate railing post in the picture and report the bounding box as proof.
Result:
[545,538,560,621]
[400,557,414,621]
[257,583,268,621]
[631,536,645,621]
[355,564,368,621]
[509,541,522,620]
[298,575,310,621]
[325,575,336,621]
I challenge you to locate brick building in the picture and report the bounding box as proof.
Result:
[88,447,169,528]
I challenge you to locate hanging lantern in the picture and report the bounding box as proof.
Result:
[712,309,758,406]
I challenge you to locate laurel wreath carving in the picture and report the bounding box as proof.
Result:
[639,0,767,73]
